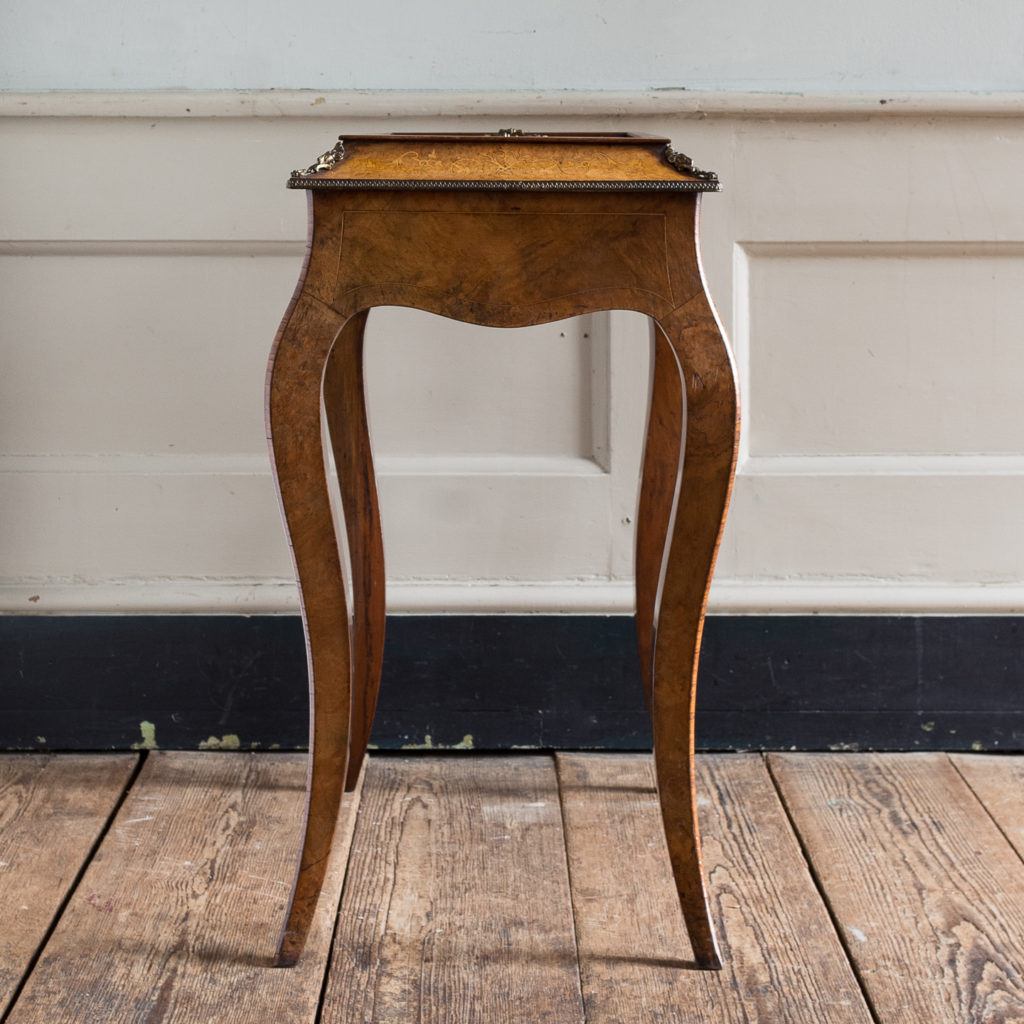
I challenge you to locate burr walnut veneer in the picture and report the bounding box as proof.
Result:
[266,132,739,969]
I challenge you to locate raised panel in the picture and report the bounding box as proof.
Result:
[364,308,602,460]
[0,118,313,241]
[0,465,290,580]
[719,471,1024,583]
[728,120,1024,243]
[743,244,1024,456]
[0,249,299,454]
[378,471,612,580]
[0,462,615,586]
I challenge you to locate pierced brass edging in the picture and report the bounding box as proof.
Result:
[286,177,721,192]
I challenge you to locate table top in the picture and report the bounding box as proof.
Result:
[288,131,719,193]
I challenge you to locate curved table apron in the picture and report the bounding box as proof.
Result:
[266,186,739,970]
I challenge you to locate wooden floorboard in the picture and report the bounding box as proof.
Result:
[557,752,873,1024]
[6,751,1024,1024]
[0,754,137,1018]
[320,755,584,1024]
[770,752,1024,1024]
[6,752,361,1024]
[952,753,1024,861]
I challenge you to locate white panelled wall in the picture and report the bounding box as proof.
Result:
[1,93,1023,614]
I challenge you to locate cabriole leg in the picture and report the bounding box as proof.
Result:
[322,310,386,792]
[648,301,739,971]
[267,294,353,968]
[635,327,684,706]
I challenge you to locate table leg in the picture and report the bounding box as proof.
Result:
[267,293,354,967]
[323,310,386,792]
[648,300,739,971]
[635,328,684,706]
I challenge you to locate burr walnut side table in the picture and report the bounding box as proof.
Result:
[266,131,739,969]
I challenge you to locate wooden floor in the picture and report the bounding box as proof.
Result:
[2,752,1023,1023]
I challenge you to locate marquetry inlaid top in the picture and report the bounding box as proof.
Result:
[288,131,719,192]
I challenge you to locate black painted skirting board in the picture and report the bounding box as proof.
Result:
[1,615,1022,752]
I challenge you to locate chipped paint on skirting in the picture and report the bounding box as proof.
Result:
[400,733,474,751]
[198,733,241,750]
[130,721,158,750]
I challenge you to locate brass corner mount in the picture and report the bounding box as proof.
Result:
[663,146,719,183]
[293,139,347,178]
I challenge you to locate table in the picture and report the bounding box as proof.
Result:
[266,132,739,969]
